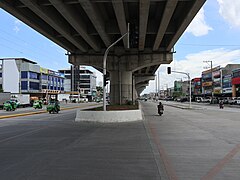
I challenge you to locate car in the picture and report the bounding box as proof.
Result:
[236,97,240,105]
[228,97,237,105]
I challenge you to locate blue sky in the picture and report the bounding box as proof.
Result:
[1,0,240,93]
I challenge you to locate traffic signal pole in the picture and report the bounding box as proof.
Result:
[167,67,192,108]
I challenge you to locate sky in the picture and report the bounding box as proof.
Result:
[1,0,240,94]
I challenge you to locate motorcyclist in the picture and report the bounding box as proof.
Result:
[219,100,224,109]
[157,102,164,115]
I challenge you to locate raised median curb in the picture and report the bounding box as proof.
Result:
[75,109,143,123]
[0,104,99,120]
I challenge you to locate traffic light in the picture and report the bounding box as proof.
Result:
[167,67,171,74]
[103,75,108,87]
[129,24,139,48]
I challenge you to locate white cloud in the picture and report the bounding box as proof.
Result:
[217,0,240,28]
[186,8,213,36]
[13,19,22,33]
[142,48,240,94]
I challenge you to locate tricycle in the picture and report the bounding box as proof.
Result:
[33,100,43,109]
[3,100,17,111]
[47,100,60,114]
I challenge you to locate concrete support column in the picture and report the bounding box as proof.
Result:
[232,84,236,97]
[110,70,132,104]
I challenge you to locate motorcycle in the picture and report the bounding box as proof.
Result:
[3,100,17,111]
[33,100,42,109]
[157,102,164,116]
[47,100,60,114]
[219,101,224,109]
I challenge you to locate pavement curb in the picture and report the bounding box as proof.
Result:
[0,105,97,120]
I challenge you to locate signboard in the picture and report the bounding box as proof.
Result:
[213,71,221,78]
[202,82,212,87]
[40,67,48,74]
[222,88,232,94]
[42,89,60,94]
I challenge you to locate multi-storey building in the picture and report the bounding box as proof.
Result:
[59,66,96,101]
[0,58,64,98]
[192,78,202,97]
[232,68,240,97]
[201,64,240,98]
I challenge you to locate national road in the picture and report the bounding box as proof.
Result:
[0,101,239,179]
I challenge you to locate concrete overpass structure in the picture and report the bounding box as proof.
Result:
[0,0,206,104]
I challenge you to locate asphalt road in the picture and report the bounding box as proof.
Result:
[0,106,161,180]
[0,101,240,180]
[142,100,240,180]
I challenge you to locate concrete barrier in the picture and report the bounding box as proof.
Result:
[75,109,143,123]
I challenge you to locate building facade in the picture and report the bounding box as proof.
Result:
[59,66,96,101]
[0,58,64,97]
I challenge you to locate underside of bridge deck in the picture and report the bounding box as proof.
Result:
[0,0,206,104]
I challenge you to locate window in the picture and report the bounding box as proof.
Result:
[80,84,90,88]
[41,74,48,80]
[29,72,39,80]
[80,80,90,84]
[21,81,28,90]
[21,71,28,78]
[29,82,39,90]
[80,75,90,79]
[42,85,47,89]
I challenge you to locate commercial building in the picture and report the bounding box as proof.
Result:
[59,66,96,101]
[232,68,240,97]
[192,78,202,97]
[0,58,65,98]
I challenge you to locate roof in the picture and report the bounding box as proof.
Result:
[0,58,37,64]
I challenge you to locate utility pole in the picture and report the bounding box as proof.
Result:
[203,60,213,103]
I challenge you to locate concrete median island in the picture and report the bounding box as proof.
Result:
[75,105,143,123]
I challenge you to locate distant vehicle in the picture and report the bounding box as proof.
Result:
[11,94,30,107]
[195,97,203,103]
[202,97,211,103]
[0,92,11,109]
[10,99,20,107]
[228,97,237,105]
[3,100,17,111]
[165,97,174,101]
[236,97,240,105]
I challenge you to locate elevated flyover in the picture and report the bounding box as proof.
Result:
[0,0,206,104]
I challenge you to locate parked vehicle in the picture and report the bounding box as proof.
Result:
[236,97,240,105]
[202,97,211,103]
[11,94,30,107]
[228,97,237,105]
[195,97,203,103]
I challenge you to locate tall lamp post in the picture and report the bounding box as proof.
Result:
[103,23,129,111]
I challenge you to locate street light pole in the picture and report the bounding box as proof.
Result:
[171,70,192,108]
[103,24,129,111]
